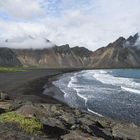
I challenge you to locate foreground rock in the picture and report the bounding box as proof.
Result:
[0,91,139,140]
[61,130,94,140]
[112,123,140,140]
[0,102,138,140]
[0,123,47,140]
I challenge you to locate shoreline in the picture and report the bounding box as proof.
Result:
[0,69,140,139]
[43,71,140,126]
[1,68,139,124]
[47,69,140,126]
[0,69,78,104]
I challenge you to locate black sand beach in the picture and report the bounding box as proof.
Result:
[0,69,73,103]
[0,69,140,140]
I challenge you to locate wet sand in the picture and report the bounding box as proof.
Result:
[0,69,75,104]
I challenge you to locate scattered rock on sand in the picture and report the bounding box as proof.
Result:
[0,91,9,101]
[0,101,12,111]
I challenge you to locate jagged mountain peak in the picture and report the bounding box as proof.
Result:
[71,46,92,57]
[127,33,139,43]
[53,44,71,54]
[0,33,140,68]
[106,33,140,49]
[113,37,126,47]
[106,37,126,49]
[91,33,140,68]
[58,44,70,49]
[116,37,126,42]
[126,33,139,47]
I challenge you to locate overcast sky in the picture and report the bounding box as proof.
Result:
[0,0,140,50]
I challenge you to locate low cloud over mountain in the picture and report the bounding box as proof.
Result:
[0,0,140,50]
[0,35,55,49]
[0,33,140,68]
[124,33,140,49]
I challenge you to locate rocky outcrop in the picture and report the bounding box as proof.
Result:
[0,100,140,140]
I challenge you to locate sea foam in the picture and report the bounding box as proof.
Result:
[93,70,140,95]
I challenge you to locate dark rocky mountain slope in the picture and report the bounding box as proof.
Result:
[0,47,21,66]
[90,33,140,68]
[0,33,140,68]
[12,44,92,68]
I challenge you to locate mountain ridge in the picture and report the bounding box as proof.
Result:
[90,33,140,68]
[0,33,140,68]
[12,44,92,68]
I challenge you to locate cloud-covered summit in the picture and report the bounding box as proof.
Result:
[0,34,55,49]
[0,0,140,50]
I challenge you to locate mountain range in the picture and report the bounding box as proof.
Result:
[0,33,140,68]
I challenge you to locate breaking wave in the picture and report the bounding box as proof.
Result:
[53,69,140,125]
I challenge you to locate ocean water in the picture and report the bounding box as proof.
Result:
[53,69,140,125]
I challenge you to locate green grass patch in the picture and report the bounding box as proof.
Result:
[0,112,43,134]
[0,67,26,73]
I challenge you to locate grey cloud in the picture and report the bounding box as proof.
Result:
[0,0,45,19]
[0,35,55,49]
[0,0,140,50]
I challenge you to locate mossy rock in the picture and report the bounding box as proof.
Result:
[0,112,43,134]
